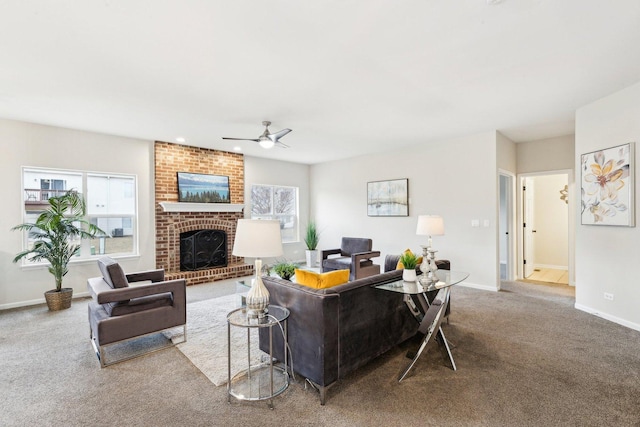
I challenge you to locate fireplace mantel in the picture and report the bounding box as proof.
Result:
[159,202,244,213]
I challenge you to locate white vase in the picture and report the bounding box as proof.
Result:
[402,268,417,282]
[305,249,318,267]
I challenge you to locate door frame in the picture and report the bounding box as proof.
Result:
[516,169,575,285]
[498,170,516,282]
[522,176,536,278]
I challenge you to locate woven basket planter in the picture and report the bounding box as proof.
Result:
[44,288,73,311]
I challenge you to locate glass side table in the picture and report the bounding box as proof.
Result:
[227,305,290,409]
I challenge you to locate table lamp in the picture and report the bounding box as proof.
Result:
[415,215,444,284]
[232,219,283,318]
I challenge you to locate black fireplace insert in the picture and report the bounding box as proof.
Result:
[180,229,227,271]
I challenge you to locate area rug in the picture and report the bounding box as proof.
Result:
[166,294,263,387]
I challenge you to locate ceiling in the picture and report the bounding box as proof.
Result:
[1,1,639,164]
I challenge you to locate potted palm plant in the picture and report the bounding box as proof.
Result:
[304,221,320,268]
[12,190,105,311]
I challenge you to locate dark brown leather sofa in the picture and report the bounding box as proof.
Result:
[260,267,415,404]
[260,255,451,404]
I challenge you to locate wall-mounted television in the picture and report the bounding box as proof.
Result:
[177,172,230,203]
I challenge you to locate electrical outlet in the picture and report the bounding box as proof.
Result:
[604,292,614,301]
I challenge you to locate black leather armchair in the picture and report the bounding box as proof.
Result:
[321,237,380,281]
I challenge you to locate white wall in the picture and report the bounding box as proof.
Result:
[497,131,517,173]
[517,135,575,173]
[243,156,310,264]
[532,174,569,268]
[0,119,155,309]
[311,131,499,291]
[497,132,517,281]
[575,81,640,330]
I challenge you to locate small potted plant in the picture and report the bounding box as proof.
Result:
[272,260,298,281]
[304,221,320,268]
[12,190,106,311]
[399,251,419,282]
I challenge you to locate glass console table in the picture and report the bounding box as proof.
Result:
[375,270,469,381]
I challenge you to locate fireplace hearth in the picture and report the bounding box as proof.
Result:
[180,229,227,271]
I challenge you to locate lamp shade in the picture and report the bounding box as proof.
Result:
[416,215,444,236]
[232,219,283,258]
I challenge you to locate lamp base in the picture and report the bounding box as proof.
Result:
[246,259,270,319]
[246,307,269,319]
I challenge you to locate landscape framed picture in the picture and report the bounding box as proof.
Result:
[367,178,408,217]
[177,172,230,203]
[580,142,634,226]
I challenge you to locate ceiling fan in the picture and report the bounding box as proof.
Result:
[222,121,292,149]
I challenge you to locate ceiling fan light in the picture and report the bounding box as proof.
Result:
[258,137,275,149]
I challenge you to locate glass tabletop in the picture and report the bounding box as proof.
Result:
[227,304,290,328]
[374,270,469,295]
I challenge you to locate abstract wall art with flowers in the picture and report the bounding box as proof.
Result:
[581,142,635,226]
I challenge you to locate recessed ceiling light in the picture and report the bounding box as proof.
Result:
[486,0,504,4]
[234,146,242,152]
[176,137,186,143]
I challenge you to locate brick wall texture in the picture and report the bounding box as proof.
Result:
[154,141,252,285]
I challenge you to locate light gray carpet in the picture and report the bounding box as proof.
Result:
[168,293,261,386]
[1,279,640,426]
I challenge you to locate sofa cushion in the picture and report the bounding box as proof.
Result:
[395,248,423,270]
[295,269,350,289]
[97,257,129,289]
[104,292,174,316]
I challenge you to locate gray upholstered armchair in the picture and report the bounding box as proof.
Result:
[321,237,380,281]
[87,257,186,367]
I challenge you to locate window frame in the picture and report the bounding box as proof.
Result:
[250,184,300,244]
[18,166,139,267]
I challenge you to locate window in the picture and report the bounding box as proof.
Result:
[21,167,137,263]
[250,184,299,243]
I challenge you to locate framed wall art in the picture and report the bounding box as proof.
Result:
[367,178,408,217]
[177,172,230,203]
[580,142,635,226]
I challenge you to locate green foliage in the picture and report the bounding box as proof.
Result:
[399,251,419,269]
[181,190,229,203]
[272,260,298,281]
[304,221,320,250]
[12,190,106,291]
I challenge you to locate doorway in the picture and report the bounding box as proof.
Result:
[520,173,570,284]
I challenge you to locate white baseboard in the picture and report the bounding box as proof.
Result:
[575,303,640,332]
[0,291,90,311]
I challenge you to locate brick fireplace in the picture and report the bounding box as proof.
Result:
[154,141,253,285]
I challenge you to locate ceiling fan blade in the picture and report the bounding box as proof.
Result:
[222,137,260,142]
[275,141,290,148]
[269,128,292,140]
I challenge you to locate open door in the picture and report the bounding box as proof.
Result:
[522,178,535,278]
